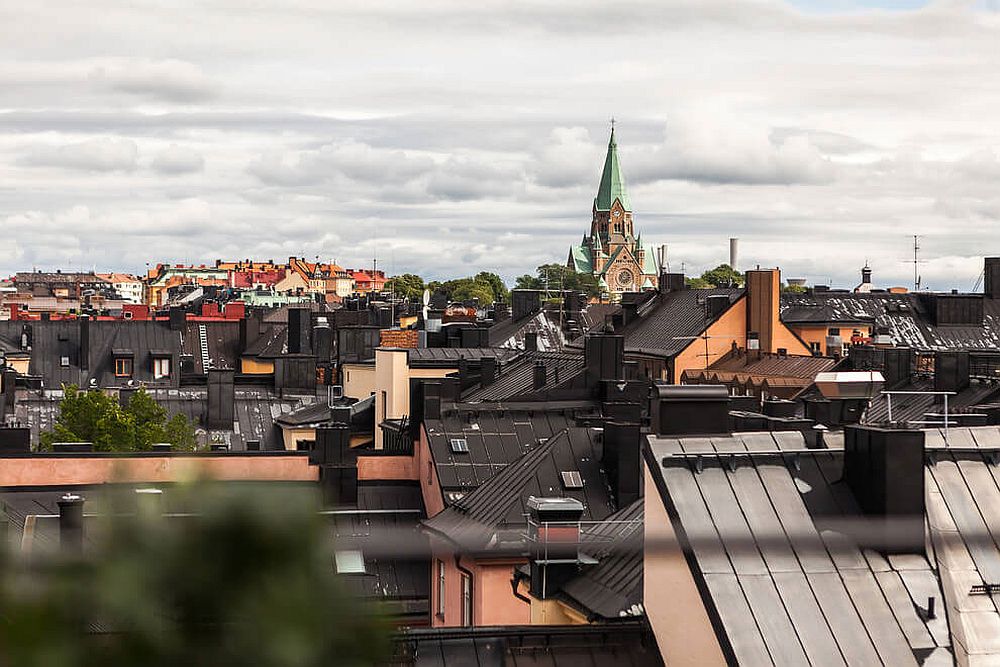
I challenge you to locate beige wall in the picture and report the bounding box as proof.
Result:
[429,549,530,628]
[342,363,376,400]
[644,464,727,666]
[356,455,419,481]
[281,426,315,451]
[0,454,318,487]
[373,349,454,449]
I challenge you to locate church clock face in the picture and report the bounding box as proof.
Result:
[616,268,633,288]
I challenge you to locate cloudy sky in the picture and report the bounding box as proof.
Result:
[2,0,1000,289]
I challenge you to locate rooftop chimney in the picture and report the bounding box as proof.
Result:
[287,307,309,354]
[861,265,873,285]
[524,331,538,353]
[533,361,547,390]
[79,315,90,372]
[603,421,641,507]
[480,356,497,387]
[843,425,925,554]
[206,369,235,430]
[168,307,186,331]
[658,272,685,294]
[512,290,542,322]
[934,351,970,394]
[313,319,332,361]
[57,493,85,554]
[584,331,625,387]
[745,269,781,354]
[652,384,730,436]
[527,497,585,600]
[986,257,1000,300]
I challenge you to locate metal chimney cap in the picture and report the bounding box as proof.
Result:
[58,493,84,503]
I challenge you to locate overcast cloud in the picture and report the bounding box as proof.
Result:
[2,0,1000,289]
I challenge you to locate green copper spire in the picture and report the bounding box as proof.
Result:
[594,127,631,212]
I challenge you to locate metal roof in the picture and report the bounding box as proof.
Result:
[594,127,631,212]
[461,351,585,403]
[782,292,1000,351]
[616,288,743,357]
[645,438,951,665]
[423,428,614,552]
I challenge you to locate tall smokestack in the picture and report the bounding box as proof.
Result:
[729,238,739,270]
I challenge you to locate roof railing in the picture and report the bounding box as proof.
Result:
[881,390,957,442]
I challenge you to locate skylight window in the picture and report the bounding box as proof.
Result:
[334,549,366,574]
[561,471,584,489]
[449,438,469,454]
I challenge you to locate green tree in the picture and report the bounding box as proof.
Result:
[700,264,743,288]
[685,276,712,289]
[783,283,807,293]
[515,264,600,298]
[472,272,509,303]
[384,273,425,300]
[0,483,390,666]
[40,386,197,452]
[450,278,495,304]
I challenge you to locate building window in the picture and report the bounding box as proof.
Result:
[153,357,171,379]
[461,573,472,627]
[114,358,133,378]
[436,560,446,619]
[59,355,70,367]
[334,549,366,574]
[809,341,821,355]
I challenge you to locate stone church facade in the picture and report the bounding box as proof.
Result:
[567,128,658,297]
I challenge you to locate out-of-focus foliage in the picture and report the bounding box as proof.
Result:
[0,483,390,667]
[39,386,197,452]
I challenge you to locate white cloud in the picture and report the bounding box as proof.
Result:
[150,144,205,174]
[18,138,139,172]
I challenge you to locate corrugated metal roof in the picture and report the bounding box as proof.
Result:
[462,352,585,402]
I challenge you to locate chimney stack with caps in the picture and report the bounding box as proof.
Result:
[533,360,547,390]
[57,493,85,554]
[206,369,235,430]
[168,307,186,331]
[986,257,1000,300]
[527,497,585,600]
[313,317,332,361]
[843,425,925,553]
[315,424,358,505]
[603,421,642,507]
[79,315,90,372]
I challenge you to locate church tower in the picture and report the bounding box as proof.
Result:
[568,125,658,298]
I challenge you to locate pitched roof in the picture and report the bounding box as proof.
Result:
[558,498,644,620]
[615,288,743,357]
[782,291,1000,351]
[461,351,585,402]
[422,428,614,552]
[595,128,631,212]
[645,436,951,665]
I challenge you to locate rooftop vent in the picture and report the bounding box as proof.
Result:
[449,437,469,454]
[560,471,584,489]
[814,371,884,400]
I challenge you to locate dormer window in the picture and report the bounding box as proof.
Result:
[113,349,134,378]
[115,357,133,378]
[153,357,171,379]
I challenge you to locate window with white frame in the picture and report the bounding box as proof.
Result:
[436,559,446,618]
[153,357,171,379]
[461,573,472,626]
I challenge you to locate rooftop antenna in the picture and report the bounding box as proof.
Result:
[907,234,927,291]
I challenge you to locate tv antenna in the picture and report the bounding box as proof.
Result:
[908,235,927,291]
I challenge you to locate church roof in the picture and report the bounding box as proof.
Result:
[594,128,631,212]
[569,244,594,273]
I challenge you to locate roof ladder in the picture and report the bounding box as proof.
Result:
[198,324,211,370]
